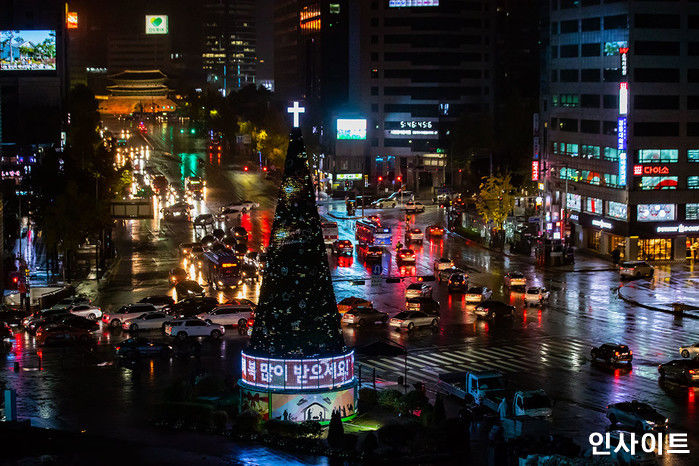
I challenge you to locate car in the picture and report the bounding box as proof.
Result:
[591,343,633,365]
[69,304,103,320]
[115,337,173,358]
[387,190,414,202]
[102,303,159,328]
[217,207,241,223]
[169,267,187,285]
[163,205,190,222]
[212,228,226,240]
[366,215,381,224]
[404,228,424,243]
[164,319,225,339]
[405,283,432,300]
[658,359,699,384]
[193,214,215,227]
[680,342,699,359]
[426,225,444,237]
[198,303,254,328]
[121,312,173,332]
[406,297,440,315]
[200,235,218,249]
[437,267,466,283]
[474,301,515,321]
[0,322,14,352]
[504,272,527,289]
[396,248,416,264]
[337,297,373,314]
[138,295,175,310]
[164,296,219,319]
[433,258,455,274]
[332,240,354,256]
[35,324,91,346]
[23,308,70,333]
[447,273,468,293]
[224,200,259,213]
[389,311,439,331]
[370,198,396,209]
[179,242,200,257]
[358,244,383,261]
[464,286,492,303]
[232,226,249,244]
[50,296,91,311]
[619,261,655,279]
[341,307,389,326]
[524,287,550,306]
[404,201,425,213]
[58,314,100,332]
[606,401,668,432]
[175,280,205,298]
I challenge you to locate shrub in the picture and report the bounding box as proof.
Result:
[235,409,261,434]
[299,420,322,438]
[265,419,301,438]
[327,410,344,448]
[362,432,378,455]
[163,379,194,402]
[194,375,226,397]
[343,433,358,451]
[358,388,377,413]
[378,423,417,447]
[399,389,429,414]
[377,389,402,412]
[433,393,446,425]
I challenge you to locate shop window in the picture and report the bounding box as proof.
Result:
[687,203,699,220]
[688,150,699,162]
[637,204,676,222]
[581,170,602,185]
[609,235,626,259]
[585,197,603,214]
[603,147,618,161]
[567,193,581,211]
[604,174,620,188]
[687,237,699,259]
[566,143,579,156]
[581,145,600,159]
[588,230,601,250]
[637,149,678,163]
[638,239,672,261]
[689,176,699,189]
[640,176,678,190]
[606,201,627,220]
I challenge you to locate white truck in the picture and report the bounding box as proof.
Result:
[438,370,507,410]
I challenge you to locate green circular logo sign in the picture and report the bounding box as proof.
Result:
[151,17,162,26]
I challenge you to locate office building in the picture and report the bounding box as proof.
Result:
[107,33,172,74]
[202,0,256,94]
[542,0,699,261]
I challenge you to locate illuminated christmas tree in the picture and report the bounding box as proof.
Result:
[248,129,345,357]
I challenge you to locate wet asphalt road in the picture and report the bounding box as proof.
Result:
[1,120,697,464]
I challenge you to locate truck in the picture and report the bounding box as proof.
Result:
[438,370,507,410]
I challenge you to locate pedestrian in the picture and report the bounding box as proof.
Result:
[612,247,621,265]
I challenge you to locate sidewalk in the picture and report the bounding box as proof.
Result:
[618,270,699,319]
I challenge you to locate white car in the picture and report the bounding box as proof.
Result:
[69,304,103,320]
[164,319,225,339]
[216,207,241,223]
[389,311,439,331]
[102,303,159,328]
[680,342,699,359]
[464,286,492,303]
[225,200,259,213]
[51,296,90,311]
[404,228,424,243]
[197,303,253,328]
[121,312,173,331]
[606,401,668,432]
[404,201,425,213]
[504,272,527,289]
[524,287,550,306]
[434,258,455,274]
[405,283,432,300]
[619,261,655,279]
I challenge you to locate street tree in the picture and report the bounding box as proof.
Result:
[476,173,516,230]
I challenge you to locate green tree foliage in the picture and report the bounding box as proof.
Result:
[327,410,344,448]
[476,173,516,230]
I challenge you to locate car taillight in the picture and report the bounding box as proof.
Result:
[689,369,697,374]
[629,350,633,355]
[115,347,120,351]
[615,351,619,356]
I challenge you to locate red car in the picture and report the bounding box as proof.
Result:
[35,324,91,346]
[396,248,416,264]
[332,240,354,256]
[426,225,445,236]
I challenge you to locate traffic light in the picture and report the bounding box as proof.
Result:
[396,176,402,182]
[378,176,383,182]
[243,166,249,172]
[262,166,268,172]
[190,128,195,134]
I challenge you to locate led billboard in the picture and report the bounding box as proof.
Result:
[0,30,56,71]
[241,351,355,390]
[271,387,356,422]
[145,15,168,35]
[337,119,367,140]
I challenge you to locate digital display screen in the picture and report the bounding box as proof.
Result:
[389,0,439,6]
[0,30,56,71]
[337,119,367,140]
[241,351,355,390]
[271,387,356,422]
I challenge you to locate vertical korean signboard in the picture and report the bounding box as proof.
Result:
[532,113,540,181]
[618,47,628,186]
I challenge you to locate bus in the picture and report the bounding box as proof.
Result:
[355,220,392,246]
[202,250,242,290]
[321,221,339,245]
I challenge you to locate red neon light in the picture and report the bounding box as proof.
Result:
[633,165,670,176]
[532,160,539,181]
[619,47,629,54]
[633,165,643,175]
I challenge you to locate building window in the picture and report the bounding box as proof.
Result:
[637,204,676,222]
[604,15,628,30]
[581,43,601,57]
[581,94,600,108]
[689,176,699,189]
[609,235,626,258]
[635,14,680,29]
[554,94,579,107]
[581,170,602,185]
[603,94,618,109]
[581,69,600,82]
[371,87,378,96]
[581,145,600,159]
[637,149,678,163]
[603,68,621,82]
[635,68,679,83]
[565,143,579,157]
[582,17,601,31]
[560,69,578,82]
[607,201,627,220]
[687,203,699,220]
[560,19,579,33]
[638,239,672,261]
[604,174,620,188]
[559,118,578,132]
[560,45,579,58]
[688,150,699,162]
[603,147,618,162]
[634,122,679,137]
[581,120,600,133]
[640,176,678,190]
[602,121,618,135]
[588,230,601,250]
[585,197,603,214]
[567,193,581,211]
[634,95,679,110]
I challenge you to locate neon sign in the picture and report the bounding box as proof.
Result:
[618,117,627,186]
[633,165,670,176]
[532,160,539,181]
[241,351,355,390]
[619,47,628,76]
[656,224,699,234]
[592,218,613,230]
[619,83,628,115]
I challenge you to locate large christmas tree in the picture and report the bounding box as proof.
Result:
[248,129,346,358]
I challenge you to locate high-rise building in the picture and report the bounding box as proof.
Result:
[541,0,699,262]
[107,33,172,73]
[202,0,256,94]
[358,0,496,190]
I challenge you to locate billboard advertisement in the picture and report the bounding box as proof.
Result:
[0,30,56,71]
[337,119,367,140]
[145,15,169,35]
[240,387,270,420]
[270,387,356,422]
[241,351,355,390]
[67,12,78,29]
